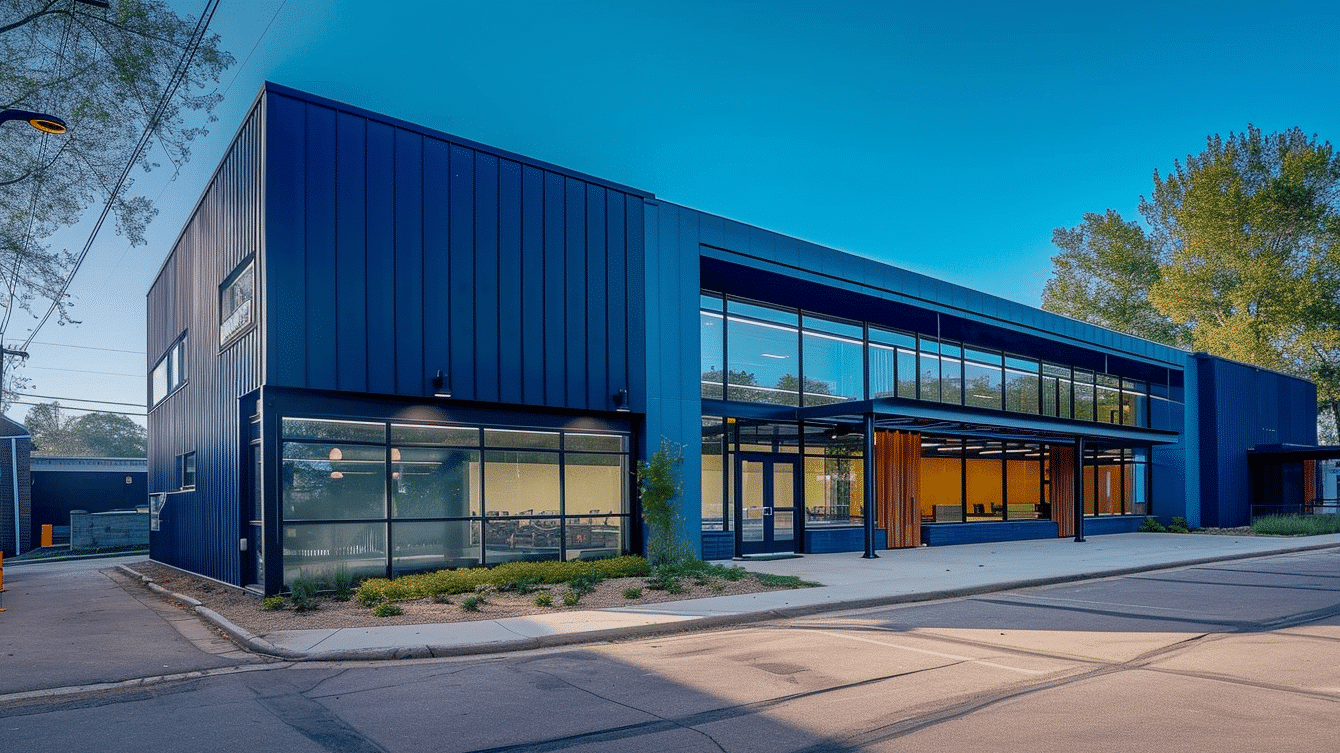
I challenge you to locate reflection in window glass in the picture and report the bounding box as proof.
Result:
[1096,375,1121,424]
[392,520,479,574]
[919,352,941,402]
[283,442,386,520]
[897,348,917,399]
[939,354,962,405]
[283,418,385,443]
[1005,367,1039,413]
[283,522,386,586]
[390,447,478,519]
[564,433,625,452]
[564,515,625,560]
[1074,370,1095,421]
[391,424,479,447]
[727,316,799,405]
[802,330,863,404]
[964,361,1003,409]
[1122,379,1148,427]
[484,429,561,449]
[870,344,896,398]
[701,309,724,399]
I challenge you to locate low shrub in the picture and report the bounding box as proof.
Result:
[353,555,650,605]
[623,587,643,599]
[259,595,286,611]
[432,593,453,604]
[497,577,543,594]
[562,591,580,606]
[461,595,484,612]
[1168,516,1190,534]
[568,573,602,596]
[534,592,553,607]
[1251,514,1340,536]
[373,602,403,617]
[1138,516,1167,533]
[290,577,321,612]
[331,567,355,601]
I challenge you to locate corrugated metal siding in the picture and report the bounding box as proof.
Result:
[262,89,644,413]
[146,102,264,584]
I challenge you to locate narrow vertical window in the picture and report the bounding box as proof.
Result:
[220,259,256,347]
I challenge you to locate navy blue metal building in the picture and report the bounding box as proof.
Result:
[148,85,1318,594]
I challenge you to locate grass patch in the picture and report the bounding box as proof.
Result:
[354,555,650,606]
[753,573,821,589]
[372,602,403,617]
[623,587,643,599]
[1251,514,1340,536]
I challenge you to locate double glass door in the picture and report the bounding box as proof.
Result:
[735,454,799,555]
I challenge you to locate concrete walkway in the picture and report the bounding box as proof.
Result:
[126,531,1340,662]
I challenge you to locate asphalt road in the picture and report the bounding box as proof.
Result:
[3,549,1339,752]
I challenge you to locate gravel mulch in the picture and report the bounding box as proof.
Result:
[127,560,809,635]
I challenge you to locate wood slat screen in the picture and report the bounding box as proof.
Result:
[876,430,922,548]
[1304,459,1317,508]
[1050,445,1075,538]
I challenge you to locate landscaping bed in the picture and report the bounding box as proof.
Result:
[128,558,819,634]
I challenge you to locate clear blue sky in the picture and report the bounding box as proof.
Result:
[14,0,1340,425]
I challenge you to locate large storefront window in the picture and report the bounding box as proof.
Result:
[700,291,1170,429]
[280,417,630,586]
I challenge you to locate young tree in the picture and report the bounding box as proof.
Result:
[25,400,145,456]
[1,0,232,396]
[1043,126,1340,439]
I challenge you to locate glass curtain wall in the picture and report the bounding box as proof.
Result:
[281,417,630,586]
[701,291,1155,427]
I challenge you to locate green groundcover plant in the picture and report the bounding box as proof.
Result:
[355,556,651,605]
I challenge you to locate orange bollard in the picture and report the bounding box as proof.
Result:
[41,524,52,548]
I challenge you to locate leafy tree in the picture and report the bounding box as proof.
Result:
[637,438,692,566]
[25,400,145,456]
[1,0,232,396]
[1043,126,1340,438]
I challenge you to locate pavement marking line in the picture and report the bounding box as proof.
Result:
[0,663,289,706]
[809,629,1046,675]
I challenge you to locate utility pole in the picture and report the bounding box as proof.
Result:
[0,346,29,417]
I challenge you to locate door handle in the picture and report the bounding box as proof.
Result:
[763,506,773,516]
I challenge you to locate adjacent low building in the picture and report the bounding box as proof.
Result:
[147,84,1318,594]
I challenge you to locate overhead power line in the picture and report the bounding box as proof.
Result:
[10,400,143,417]
[14,391,143,407]
[18,0,223,351]
[29,341,143,354]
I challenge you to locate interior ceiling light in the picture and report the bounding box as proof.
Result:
[328,447,343,461]
[329,471,344,480]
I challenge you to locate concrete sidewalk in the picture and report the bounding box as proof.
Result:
[130,531,1340,662]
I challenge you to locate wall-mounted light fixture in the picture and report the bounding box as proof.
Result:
[432,369,451,398]
[613,388,631,412]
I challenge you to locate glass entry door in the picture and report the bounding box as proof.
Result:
[735,454,799,555]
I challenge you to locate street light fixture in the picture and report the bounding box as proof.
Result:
[0,109,68,135]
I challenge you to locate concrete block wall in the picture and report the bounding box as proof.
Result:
[70,510,149,549]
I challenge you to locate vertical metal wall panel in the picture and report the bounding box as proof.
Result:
[394,129,425,395]
[543,172,567,404]
[520,166,546,404]
[586,185,608,410]
[497,160,523,404]
[474,152,500,402]
[335,112,369,392]
[626,195,646,413]
[606,191,628,402]
[449,144,476,399]
[304,104,338,390]
[364,121,396,395]
[254,87,647,413]
[147,100,264,585]
[565,178,588,409]
[422,138,451,383]
[266,94,306,386]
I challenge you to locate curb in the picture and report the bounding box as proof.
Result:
[120,538,1340,663]
[6,550,149,566]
